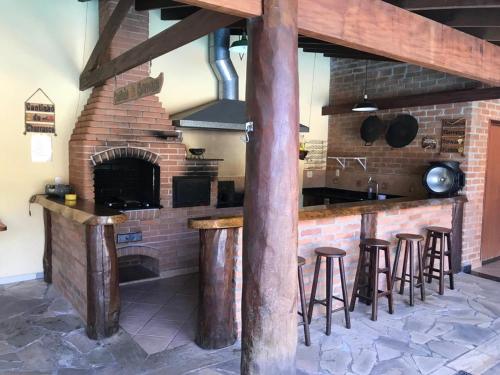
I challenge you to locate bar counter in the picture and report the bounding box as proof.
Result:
[189,195,466,349]
[33,195,126,339]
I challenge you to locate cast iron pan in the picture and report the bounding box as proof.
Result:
[360,115,384,146]
[385,114,419,148]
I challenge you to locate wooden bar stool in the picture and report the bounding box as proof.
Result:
[350,238,394,321]
[391,233,425,306]
[297,256,311,346]
[307,248,351,336]
[422,226,454,295]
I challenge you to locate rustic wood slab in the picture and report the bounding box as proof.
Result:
[33,195,127,226]
[188,196,467,230]
[196,228,237,349]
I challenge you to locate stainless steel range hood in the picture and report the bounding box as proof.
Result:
[172,28,309,133]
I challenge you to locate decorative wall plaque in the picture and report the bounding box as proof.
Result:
[440,118,466,155]
[24,88,56,135]
[114,73,164,105]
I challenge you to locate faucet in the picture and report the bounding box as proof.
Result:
[368,177,379,197]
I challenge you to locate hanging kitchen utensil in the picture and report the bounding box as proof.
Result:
[385,114,419,148]
[360,115,384,146]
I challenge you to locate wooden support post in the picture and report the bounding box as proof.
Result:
[196,228,237,349]
[42,208,52,284]
[451,200,464,273]
[242,0,299,373]
[86,225,120,340]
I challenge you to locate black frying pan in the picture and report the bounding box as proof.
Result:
[360,115,384,146]
[385,114,419,148]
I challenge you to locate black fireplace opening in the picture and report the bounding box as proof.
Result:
[94,158,161,210]
[172,176,211,208]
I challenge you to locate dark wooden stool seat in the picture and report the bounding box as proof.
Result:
[361,238,390,247]
[422,226,454,295]
[297,256,311,346]
[307,247,350,335]
[391,233,425,306]
[426,226,452,234]
[396,233,424,241]
[314,247,346,257]
[350,238,394,321]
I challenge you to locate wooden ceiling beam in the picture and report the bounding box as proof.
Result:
[175,0,261,18]
[297,0,500,85]
[385,0,500,11]
[82,0,134,75]
[322,86,500,115]
[416,9,500,27]
[80,9,240,90]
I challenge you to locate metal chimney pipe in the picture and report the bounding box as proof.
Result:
[209,28,239,100]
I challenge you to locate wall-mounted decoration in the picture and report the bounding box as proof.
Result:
[422,136,437,150]
[24,88,56,135]
[114,73,164,105]
[440,118,466,155]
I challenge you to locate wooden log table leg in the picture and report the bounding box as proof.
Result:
[85,225,120,340]
[196,228,237,349]
[42,208,52,284]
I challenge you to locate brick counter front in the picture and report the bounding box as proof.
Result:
[190,197,463,342]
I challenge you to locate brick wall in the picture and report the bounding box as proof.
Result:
[69,0,241,279]
[51,213,87,321]
[327,57,500,268]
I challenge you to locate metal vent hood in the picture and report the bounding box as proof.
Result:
[172,28,309,133]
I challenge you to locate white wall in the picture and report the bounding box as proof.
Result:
[0,0,98,280]
[150,12,330,177]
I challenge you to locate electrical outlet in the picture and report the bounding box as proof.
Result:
[129,232,143,242]
[335,169,340,177]
[306,171,313,178]
[117,233,130,244]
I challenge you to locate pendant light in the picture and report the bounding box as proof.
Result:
[229,31,248,59]
[352,60,378,112]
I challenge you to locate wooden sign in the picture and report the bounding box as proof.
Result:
[24,88,56,134]
[114,73,164,105]
[440,118,466,155]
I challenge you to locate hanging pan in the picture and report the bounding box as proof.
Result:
[360,115,384,146]
[385,114,419,148]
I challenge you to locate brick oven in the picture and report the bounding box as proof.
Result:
[69,1,240,282]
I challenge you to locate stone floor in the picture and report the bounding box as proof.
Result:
[0,273,499,374]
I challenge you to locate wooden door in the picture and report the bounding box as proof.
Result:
[481,120,500,261]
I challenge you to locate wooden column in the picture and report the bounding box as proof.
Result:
[42,208,52,284]
[86,225,120,339]
[451,200,464,274]
[242,0,299,373]
[196,228,237,349]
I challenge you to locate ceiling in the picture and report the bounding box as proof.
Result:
[134,0,500,61]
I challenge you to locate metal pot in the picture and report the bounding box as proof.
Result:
[385,114,419,148]
[360,115,384,146]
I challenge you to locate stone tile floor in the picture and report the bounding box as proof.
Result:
[119,274,198,354]
[0,273,499,374]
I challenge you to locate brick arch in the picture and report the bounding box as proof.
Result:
[90,147,160,166]
[117,245,160,260]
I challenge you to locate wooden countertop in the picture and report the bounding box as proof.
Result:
[33,195,128,226]
[0,220,6,232]
[188,195,467,230]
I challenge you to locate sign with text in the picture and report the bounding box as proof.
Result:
[440,118,466,155]
[113,73,164,105]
